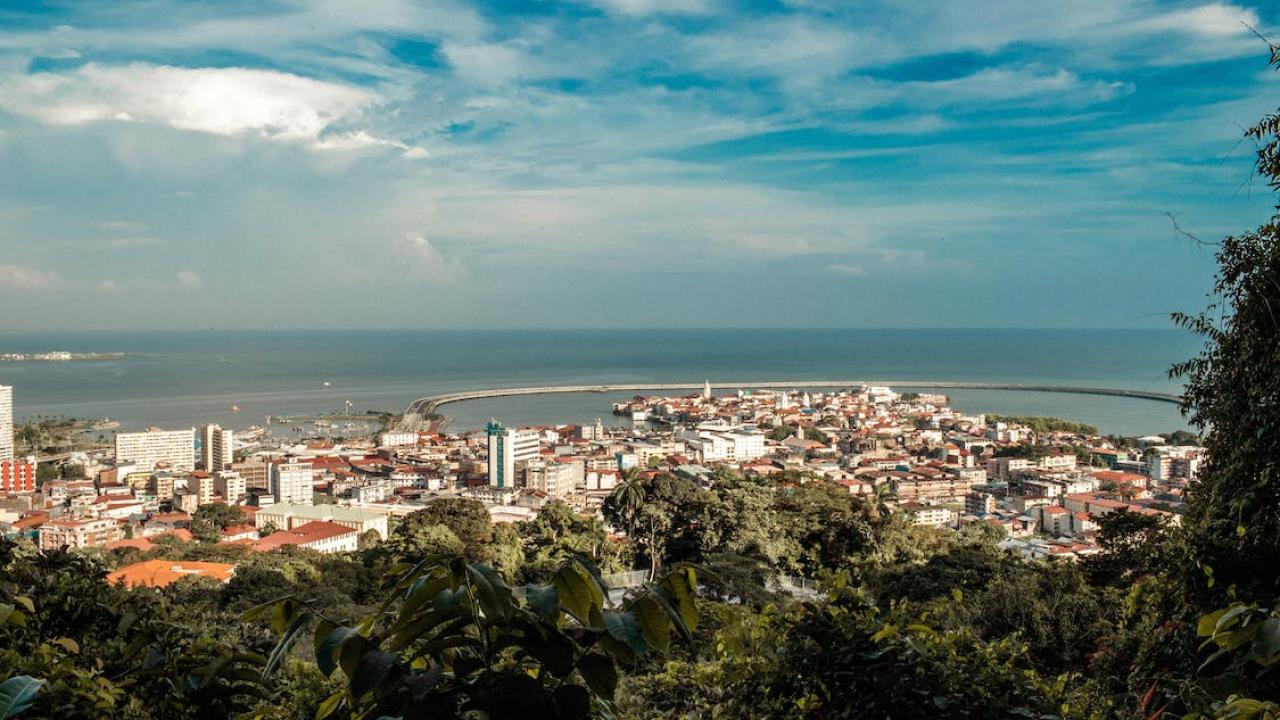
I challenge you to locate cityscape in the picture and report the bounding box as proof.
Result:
[1,0,1278,718]
[1,378,1200,566]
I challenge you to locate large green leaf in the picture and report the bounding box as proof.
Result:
[316,627,359,677]
[632,596,671,653]
[263,610,313,678]
[555,564,603,626]
[1253,618,1280,664]
[602,610,647,655]
[0,676,44,720]
[466,564,512,622]
[661,566,699,632]
[576,651,619,701]
[523,585,561,623]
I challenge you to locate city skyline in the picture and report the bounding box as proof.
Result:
[1,1,1278,330]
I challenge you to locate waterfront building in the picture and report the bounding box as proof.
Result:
[200,424,234,472]
[378,431,418,448]
[0,385,12,462]
[271,458,313,506]
[487,421,540,488]
[116,427,195,471]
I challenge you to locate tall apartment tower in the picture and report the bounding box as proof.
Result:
[0,385,13,462]
[115,427,196,471]
[201,424,234,471]
[486,421,540,488]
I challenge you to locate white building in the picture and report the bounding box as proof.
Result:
[487,421,540,488]
[0,385,12,462]
[201,425,234,472]
[214,471,247,504]
[524,459,584,500]
[675,429,767,463]
[253,502,388,538]
[115,428,195,471]
[378,431,418,448]
[271,459,313,506]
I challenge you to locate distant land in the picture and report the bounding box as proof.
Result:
[0,351,128,362]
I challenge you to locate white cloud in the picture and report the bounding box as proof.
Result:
[0,63,395,149]
[175,269,202,287]
[399,234,464,283]
[582,0,716,16]
[825,263,866,276]
[1141,2,1259,36]
[0,264,57,290]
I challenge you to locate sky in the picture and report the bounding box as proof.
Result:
[0,0,1276,331]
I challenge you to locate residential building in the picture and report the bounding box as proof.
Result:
[378,431,417,448]
[115,427,195,471]
[187,472,215,505]
[231,459,271,491]
[523,459,584,500]
[271,458,313,505]
[201,424,234,471]
[38,517,123,549]
[1,459,35,493]
[487,422,540,488]
[214,471,247,503]
[0,385,12,462]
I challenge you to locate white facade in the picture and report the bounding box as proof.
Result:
[201,425,234,471]
[487,422,540,488]
[675,429,767,463]
[379,431,418,448]
[0,385,12,462]
[272,459,313,505]
[214,471,247,503]
[115,428,195,471]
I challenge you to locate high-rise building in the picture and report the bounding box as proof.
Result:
[201,424,234,471]
[214,471,247,504]
[115,427,195,471]
[272,458,313,506]
[0,385,13,463]
[486,421,540,488]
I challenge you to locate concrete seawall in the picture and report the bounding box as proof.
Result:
[398,380,1183,431]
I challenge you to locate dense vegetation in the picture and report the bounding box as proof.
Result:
[985,415,1099,436]
[5,50,1280,720]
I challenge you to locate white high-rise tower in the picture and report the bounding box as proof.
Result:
[201,424,234,471]
[0,385,13,462]
[702,380,712,401]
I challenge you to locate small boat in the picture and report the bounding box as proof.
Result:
[323,381,332,387]
[230,405,242,413]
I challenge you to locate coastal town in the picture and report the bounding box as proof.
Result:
[0,379,1200,585]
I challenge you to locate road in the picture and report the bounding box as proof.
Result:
[397,380,1183,431]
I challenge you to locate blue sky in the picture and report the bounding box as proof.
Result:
[0,0,1276,330]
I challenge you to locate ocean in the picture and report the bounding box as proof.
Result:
[0,328,1201,437]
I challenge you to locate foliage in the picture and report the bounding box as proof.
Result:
[190,504,247,543]
[986,415,1099,435]
[246,554,706,719]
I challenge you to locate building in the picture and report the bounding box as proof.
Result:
[378,431,417,448]
[0,385,12,463]
[1,459,35,493]
[231,459,271,491]
[187,472,215,505]
[252,502,388,538]
[523,459,584,500]
[106,560,236,589]
[115,427,195,471]
[214,471,247,504]
[487,422,540,488]
[201,425,234,472]
[251,520,359,554]
[271,458,313,505]
[38,517,123,549]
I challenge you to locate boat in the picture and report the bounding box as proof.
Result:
[230,405,242,413]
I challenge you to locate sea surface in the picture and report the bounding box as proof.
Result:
[0,329,1202,437]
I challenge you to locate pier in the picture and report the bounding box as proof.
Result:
[398,381,1184,431]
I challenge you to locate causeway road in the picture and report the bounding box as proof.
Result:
[398,381,1183,431]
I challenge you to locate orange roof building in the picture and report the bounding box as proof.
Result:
[107,560,236,588]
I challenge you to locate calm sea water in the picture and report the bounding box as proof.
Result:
[0,329,1201,436]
